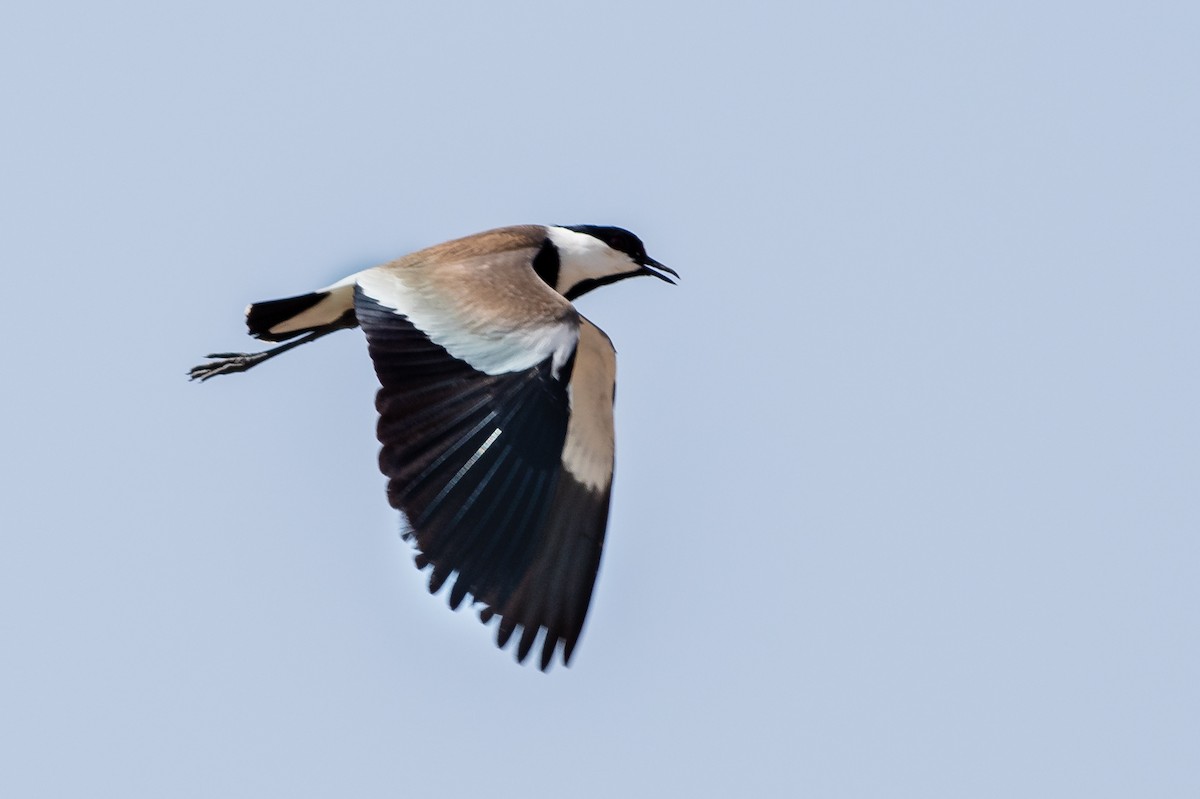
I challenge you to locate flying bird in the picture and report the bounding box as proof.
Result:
[190,224,676,670]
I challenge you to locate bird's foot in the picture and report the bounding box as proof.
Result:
[188,352,267,381]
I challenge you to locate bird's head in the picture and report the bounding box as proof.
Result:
[540,225,678,301]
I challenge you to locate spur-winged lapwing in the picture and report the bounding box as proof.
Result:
[190,225,676,670]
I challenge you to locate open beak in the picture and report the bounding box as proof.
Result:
[639,256,679,285]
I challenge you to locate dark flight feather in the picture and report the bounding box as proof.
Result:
[357,287,609,668]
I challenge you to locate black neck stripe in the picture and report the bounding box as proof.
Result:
[565,272,636,301]
[531,237,560,289]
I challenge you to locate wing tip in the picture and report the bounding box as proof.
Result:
[475,606,574,672]
[405,542,587,672]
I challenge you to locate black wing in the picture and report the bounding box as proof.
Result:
[356,288,607,668]
[485,471,611,669]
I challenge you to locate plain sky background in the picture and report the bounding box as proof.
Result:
[2,2,1197,796]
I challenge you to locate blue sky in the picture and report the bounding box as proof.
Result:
[2,2,1197,796]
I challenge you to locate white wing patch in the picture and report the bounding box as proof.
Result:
[561,319,616,491]
[356,267,578,377]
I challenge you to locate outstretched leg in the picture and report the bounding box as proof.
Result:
[189,314,355,382]
[191,281,360,382]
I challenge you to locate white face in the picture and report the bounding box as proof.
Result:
[546,226,641,297]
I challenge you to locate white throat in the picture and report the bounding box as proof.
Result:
[546,226,638,296]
